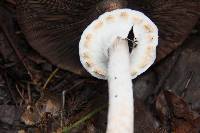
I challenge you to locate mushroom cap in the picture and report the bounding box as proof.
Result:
[79,9,158,79]
[16,0,199,76]
[16,0,127,76]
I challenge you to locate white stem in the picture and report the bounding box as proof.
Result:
[106,37,134,133]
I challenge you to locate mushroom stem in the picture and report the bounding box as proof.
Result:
[106,37,133,133]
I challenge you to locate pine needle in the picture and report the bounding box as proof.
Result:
[42,68,59,89]
[62,105,106,133]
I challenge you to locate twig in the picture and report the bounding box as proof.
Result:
[42,68,59,90]
[61,90,66,129]
[60,80,86,128]
[16,84,25,101]
[62,105,106,133]
[181,71,194,98]
[27,82,32,103]
[64,80,85,93]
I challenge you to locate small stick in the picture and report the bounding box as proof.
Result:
[181,72,194,98]
[16,84,25,101]
[184,72,194,89]
[61,90,66,129]
[60,80,85,128]
[27,82,32,103]
[62,105,106,133]
[64,80,85,93]
[42,68,59,90]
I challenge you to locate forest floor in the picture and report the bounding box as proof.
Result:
[0,1,200,133]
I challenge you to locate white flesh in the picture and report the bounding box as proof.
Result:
[79,9,158,80]
[107,37,133,133]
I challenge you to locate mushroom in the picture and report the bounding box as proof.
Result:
[79,9,158,133]
[16,0,199,76]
